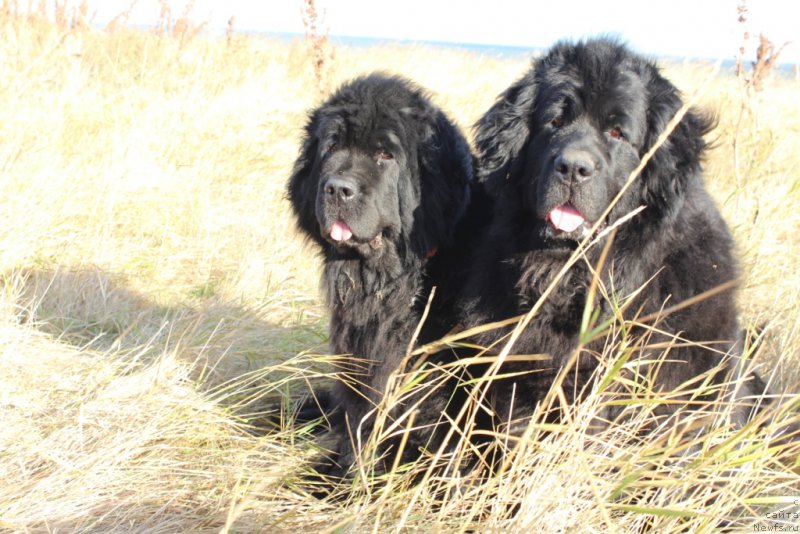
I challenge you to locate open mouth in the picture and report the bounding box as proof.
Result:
[547,204,587,233]
[327,220,383,250]
[544,204,609,243]
[329,220,353,242]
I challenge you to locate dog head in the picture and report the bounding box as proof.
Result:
[474,38,714,246]
[288,74,473,262]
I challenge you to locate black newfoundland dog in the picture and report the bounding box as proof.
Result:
[465,38,764,438]
[288,74,476,477]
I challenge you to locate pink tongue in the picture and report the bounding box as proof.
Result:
[329,220,353,242]
[548,205,586,233]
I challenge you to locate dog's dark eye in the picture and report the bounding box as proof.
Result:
[377,149,394,161]
[551,116,564,128]
[326,143,338,155]
[609,127,624,140]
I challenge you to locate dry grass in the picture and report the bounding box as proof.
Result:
[1,9,799,533]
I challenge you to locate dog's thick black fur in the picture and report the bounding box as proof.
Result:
[288,73,481,478]
[465,38,764,436]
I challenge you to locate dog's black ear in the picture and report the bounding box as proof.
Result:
[473,70,537,194]
[287,110,326,247]
[640,72,715,222]
[412,109,474,256]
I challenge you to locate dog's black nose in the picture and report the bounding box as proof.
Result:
[323,177,357,201]
[554,149,597,184]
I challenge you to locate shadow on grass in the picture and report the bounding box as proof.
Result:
[7,265,335,428]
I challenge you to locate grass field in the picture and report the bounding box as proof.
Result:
[1,10,800,533]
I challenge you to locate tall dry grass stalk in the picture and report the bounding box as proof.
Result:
[0,5,799,532]
[301,0,335,95]
[155,0,206,48]
[732,0,790,195]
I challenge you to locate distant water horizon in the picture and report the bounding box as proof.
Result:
[259,31,799,78]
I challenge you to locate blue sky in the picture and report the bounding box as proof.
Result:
[94,0,798,63]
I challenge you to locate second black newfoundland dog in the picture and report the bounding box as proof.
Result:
[465,38,765,439]
[288,74,477,478]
